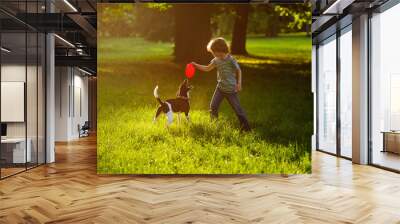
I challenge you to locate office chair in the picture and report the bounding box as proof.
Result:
[79,121,90,138]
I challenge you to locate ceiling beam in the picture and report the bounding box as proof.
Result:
[55,55,96,73]
[67,13,97,39]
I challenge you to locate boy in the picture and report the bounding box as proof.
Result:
[192,37,251,132]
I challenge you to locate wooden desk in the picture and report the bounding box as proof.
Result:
[1,138,31,164]
[382,131,400,154]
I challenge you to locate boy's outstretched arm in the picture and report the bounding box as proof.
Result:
[191,62,215,72]
[236,68,242,92]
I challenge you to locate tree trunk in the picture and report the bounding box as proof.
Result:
[265,14,279,37]
[264,5,279,38]
[174,4,212,64]
[305,23,311,37]
[231,4,249,55]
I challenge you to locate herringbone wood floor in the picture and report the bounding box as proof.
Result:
[1,135,400,224]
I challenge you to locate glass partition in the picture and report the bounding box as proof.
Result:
[0,3,46,179]
[370,4,400,171]
[1,31,28,177]
[317,35,337,154]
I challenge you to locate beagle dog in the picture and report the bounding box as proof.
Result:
[153,79,193,125]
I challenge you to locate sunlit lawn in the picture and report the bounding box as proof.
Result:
[98,33,311,64]
[98,34,312,174]
[245,34,311,64]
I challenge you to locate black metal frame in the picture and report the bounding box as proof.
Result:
[315,44,319,151]
[336,26,341,157]
[0,0,47,180]
[367,10,373,166]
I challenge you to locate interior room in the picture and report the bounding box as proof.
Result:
[0,0,96,179]
[0,9,46,178]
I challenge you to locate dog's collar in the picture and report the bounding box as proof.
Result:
[177,96,189,100]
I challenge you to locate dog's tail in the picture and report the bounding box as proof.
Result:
[154,86,163,105]
[153,85,159,98]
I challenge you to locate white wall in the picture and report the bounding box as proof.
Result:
[1,65,30,138]
[1,65,26,135]
[72,72,89,138]
[55,67,70,141]
[1,63,46,164]
[55,67,89,141]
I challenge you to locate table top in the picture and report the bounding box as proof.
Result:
[381,131,400,134]
[1,138,30,143]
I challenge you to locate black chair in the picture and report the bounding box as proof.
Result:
[79,121,90,138]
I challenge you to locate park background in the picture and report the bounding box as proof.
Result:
[97,3,313,174]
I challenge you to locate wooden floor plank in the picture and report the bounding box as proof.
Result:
[0,135,399,223]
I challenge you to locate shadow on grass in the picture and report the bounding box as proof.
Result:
[165,117,309,150]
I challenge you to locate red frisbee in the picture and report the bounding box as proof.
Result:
[185,63,195,79]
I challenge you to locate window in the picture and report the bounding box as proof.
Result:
[339,27,352,158]
[317,35,337,154]
[370,3,400,171]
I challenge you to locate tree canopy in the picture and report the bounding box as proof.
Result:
[98,3,311,62]
[99,3,311,39]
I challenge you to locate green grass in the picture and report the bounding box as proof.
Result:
[245,34,311,64]
[98,37,173,62]
[98,34,312,174]
[98,33,311,64]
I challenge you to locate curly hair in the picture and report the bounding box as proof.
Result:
[207,37,230,54]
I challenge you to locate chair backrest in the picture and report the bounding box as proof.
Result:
[82,121,90,129]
